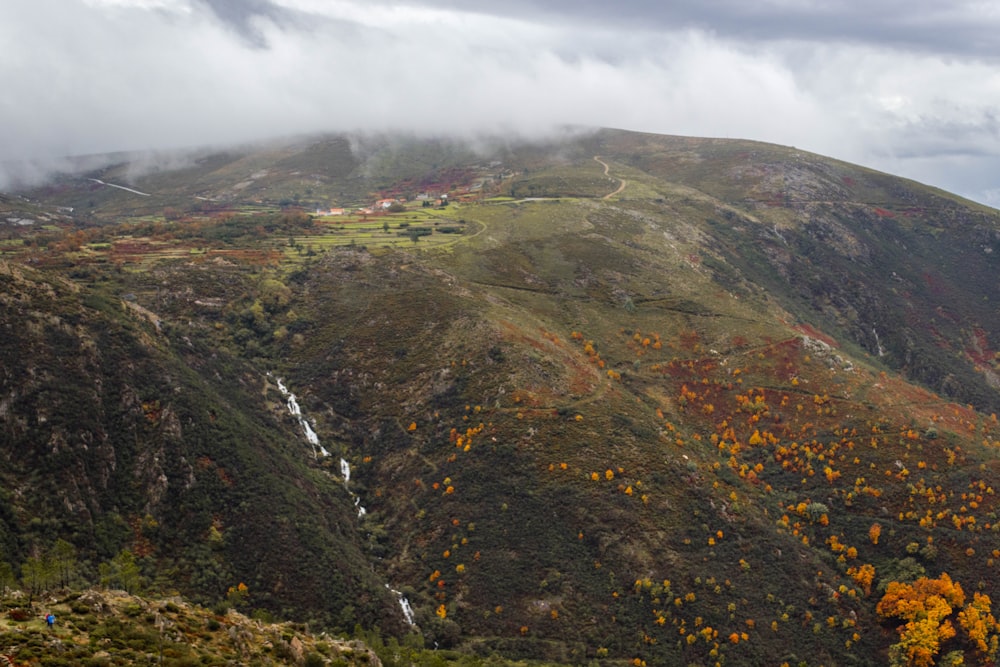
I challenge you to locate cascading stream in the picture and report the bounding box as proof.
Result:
[274,376,366,514]
[275,377,330,458]
[272,376,414,624]
[273,376,363,512]
[338,457,367,517]
[388,586,416,626]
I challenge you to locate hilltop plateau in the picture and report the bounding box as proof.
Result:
[1,128,1000,666]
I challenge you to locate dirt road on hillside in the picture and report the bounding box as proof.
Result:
[593,155,626,199]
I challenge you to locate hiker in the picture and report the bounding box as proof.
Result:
[45,613,55,631]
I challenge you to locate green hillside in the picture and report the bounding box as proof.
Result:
[1,128,1000,666]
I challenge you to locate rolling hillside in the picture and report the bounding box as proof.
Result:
[1,128,999,666]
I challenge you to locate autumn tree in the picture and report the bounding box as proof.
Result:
[878,573,1000,666]
[848,563,875,596]
[226,582,250,609]
[957,592,1000,661]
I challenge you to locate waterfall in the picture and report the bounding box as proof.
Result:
[339,457,367,518]
[271,377,367,513]
[872,327,886,357]
[272,376,395,612]
[387,585,416,626]
[275,377,330,458]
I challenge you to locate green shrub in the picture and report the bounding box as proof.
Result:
[251,608,274,624]
[273,641,296,661]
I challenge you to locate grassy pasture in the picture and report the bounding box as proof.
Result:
[287,209,475,255]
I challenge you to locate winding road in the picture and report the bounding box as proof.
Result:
[593,155,626,199]
[86,178,151,197]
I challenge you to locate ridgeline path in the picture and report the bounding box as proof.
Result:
[593,155,626,199]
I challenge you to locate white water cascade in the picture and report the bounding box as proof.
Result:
[275,377,330,458]
[272,377,365,515]
[872,327,886,357]
[339,457,367,518]
[388,586,416,626]
[271,377,409,622]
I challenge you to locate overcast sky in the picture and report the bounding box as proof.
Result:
[3,0,1000,205]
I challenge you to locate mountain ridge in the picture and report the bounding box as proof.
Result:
[1,127,1000,665]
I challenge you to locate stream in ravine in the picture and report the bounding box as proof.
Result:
[273,376,414,625]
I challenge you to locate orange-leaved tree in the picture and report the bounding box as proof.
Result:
[957,592,1000,659]
[877,573,1000,666]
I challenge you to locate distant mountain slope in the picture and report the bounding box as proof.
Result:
[591,129,1000,412]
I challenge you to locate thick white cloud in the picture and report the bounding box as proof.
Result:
[2,0,1000,204]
